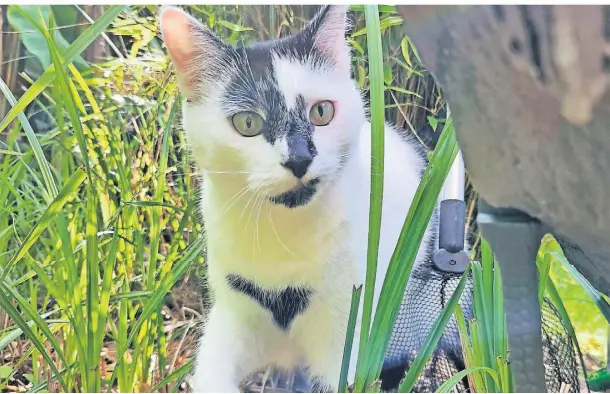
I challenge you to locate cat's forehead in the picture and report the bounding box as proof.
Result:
[221,33,332,113]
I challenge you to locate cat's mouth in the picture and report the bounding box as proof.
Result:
[269,178,320,209]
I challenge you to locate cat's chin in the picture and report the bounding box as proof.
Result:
[269,178,320,209]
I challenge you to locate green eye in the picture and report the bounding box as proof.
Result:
[232,112,264,137]
[309,101,335,126]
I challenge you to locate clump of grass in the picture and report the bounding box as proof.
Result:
[1,5,202,392]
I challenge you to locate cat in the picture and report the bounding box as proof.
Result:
[159,5,438,392]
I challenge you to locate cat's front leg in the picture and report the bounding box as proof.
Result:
[191,305,259,392]
[295,299,355,392]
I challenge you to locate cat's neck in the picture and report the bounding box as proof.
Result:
[201,172,348,283]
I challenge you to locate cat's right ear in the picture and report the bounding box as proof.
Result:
[159,7,226,100]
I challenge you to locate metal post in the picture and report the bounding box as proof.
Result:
[433,126,469,274]
[478,201,547,393]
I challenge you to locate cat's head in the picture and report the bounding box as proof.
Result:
[160,6,365,209]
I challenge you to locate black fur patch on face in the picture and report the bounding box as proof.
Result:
[270,177,320,208]
[226,274,314,330]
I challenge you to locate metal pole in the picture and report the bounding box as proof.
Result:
[433,110,469,273]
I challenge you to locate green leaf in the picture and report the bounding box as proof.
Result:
[388,86,422,98]
[0,76,58,201]
[401,36,412,68]
[427,116,438,132]
[537,252,552,305]
[383,63,392,86]
[0,367,12,380]
[148,360,194,393]
[7,5,88,70]
[436,367,499,393]
[107,236,205,389]
[399,264,472,392]
[0,289,69,391]
[1,168,86,282]
[353,6,385,391]
[0,149,25,156]
[549,251,610,322]
[349,5,397,14]
[339,285,362,392]
[362,117,459,388]
[379,16,403,31]
[0,5,124,135]
[217,19,253,32]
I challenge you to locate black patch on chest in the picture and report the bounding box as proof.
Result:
[226,274,314,330]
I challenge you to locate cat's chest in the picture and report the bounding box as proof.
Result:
[207,221,351,286]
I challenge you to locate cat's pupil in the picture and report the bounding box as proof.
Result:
[317,104,323,117]
[246,116,252,128]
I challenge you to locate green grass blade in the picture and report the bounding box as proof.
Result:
[398,263,472,393]
[455,306,487,391]
[435,367,499,393]
[537,252,552,306]
[108,235,204,388]
[363,117,459,385]
[0,77,58,201]
[339,285,363,392]
[0,5,124,135]
[0,289,68,391]
[1,168,86,282]
[148,359,193,393]
[544,278,589,381]
[492,256,507,361]
[355,6,385,391]
[470,261,495,390]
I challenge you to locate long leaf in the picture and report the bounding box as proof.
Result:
[0,289,68,391]
[107,235,204,388]
[363,117,459,386]
[148,359,194,393]
[436,367,499,393]
[354,6,385,391]
[0,5,124,135]
[1,168,86,282]
[0,77,58,201]
[549,251,610,322]
[339,285,363,392]
[399,264,472,392]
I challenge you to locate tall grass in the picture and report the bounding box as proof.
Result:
[1,5,201,392]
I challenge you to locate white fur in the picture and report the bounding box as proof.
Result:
[166,8,435,392]
[183,67,433,392]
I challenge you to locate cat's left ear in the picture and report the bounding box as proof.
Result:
[305,5,351,70]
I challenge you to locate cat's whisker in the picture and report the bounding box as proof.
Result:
[242,181,270,229]
[268,208,296,257]
[219,184,251,216]
[248,190,264,254]
[202,170,266,175]
[255,190,268,253]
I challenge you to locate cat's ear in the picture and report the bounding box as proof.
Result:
[305,5,351,69]
[159,7,228,99]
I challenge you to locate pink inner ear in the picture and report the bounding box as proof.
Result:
[313,7,350,68]
[160,8,198,77]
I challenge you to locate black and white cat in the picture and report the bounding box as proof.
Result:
[160,5,437,392]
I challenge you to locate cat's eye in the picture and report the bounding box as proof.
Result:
[309,101,335,126]
[232,112,264,137]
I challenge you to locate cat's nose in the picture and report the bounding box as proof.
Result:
[282,155,312,179]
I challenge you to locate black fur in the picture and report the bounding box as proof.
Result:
[226,274,314,330]
[270,177,320,209]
